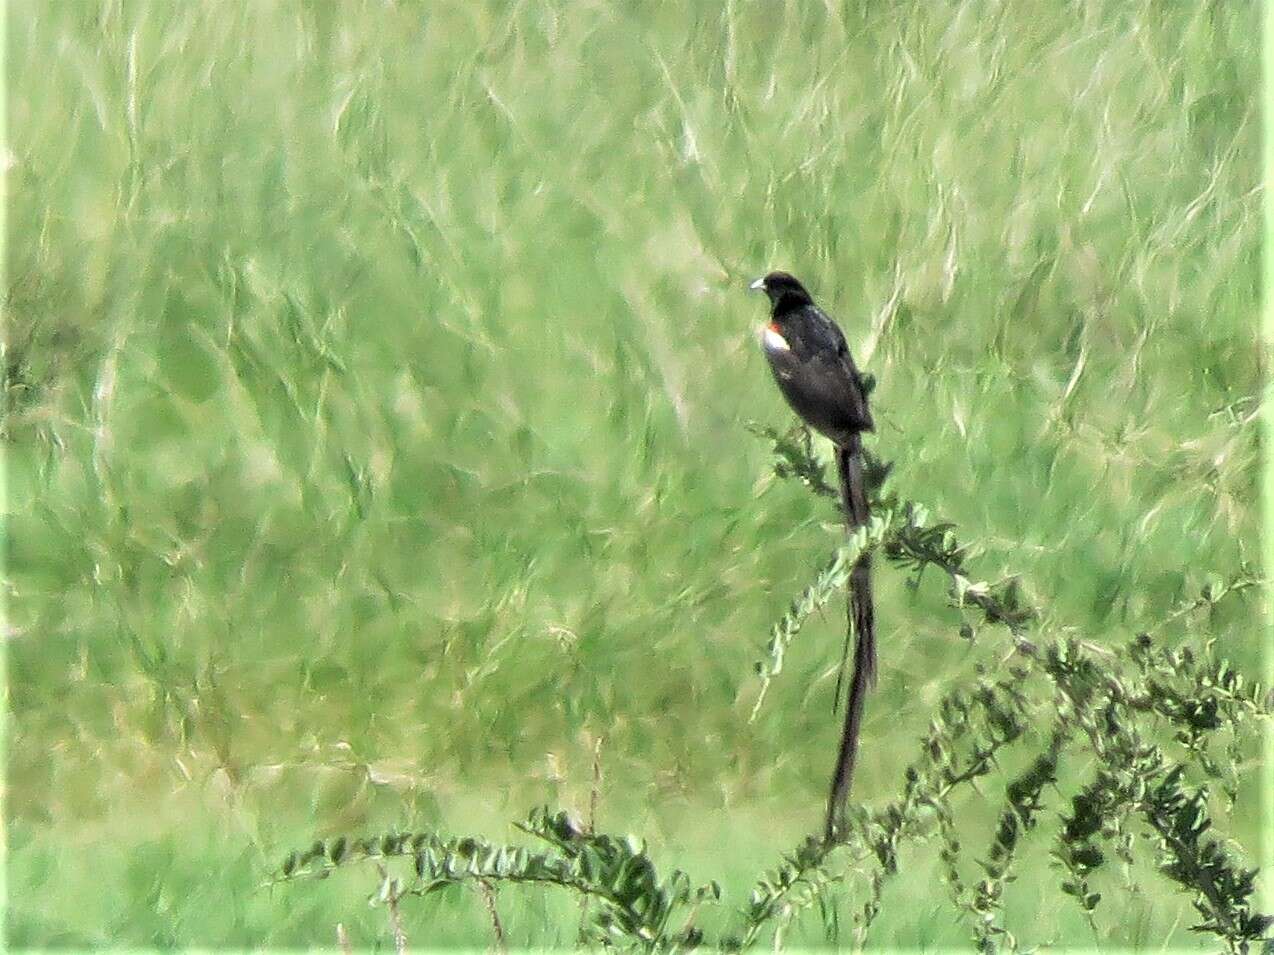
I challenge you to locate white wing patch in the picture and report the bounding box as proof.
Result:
[762,325,791,352]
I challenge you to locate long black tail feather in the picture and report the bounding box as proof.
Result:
[826,439,876,840]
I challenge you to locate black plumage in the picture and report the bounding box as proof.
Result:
[752,270,877,841]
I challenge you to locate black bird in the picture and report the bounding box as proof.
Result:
[751,270,876,842]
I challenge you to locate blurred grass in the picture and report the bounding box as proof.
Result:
[4,0,1263,948]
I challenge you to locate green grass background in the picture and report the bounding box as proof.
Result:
[5,0,1263,948]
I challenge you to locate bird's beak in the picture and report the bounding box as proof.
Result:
[749,277,766,292]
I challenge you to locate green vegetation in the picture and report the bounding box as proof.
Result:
[271,435,1270,952]
[6,0,1263,948]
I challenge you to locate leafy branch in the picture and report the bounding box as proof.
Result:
[747,425,1034,701]
[749,529,878,722]
[273,425,1268,952]
[1044,638,1272,952]
[273,807,719,951]
[736,671,1038,949]
[745,424,1269,952]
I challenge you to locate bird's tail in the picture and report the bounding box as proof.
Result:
[825,629,871,840]
[826,439,876,840]
[832,441,877,697]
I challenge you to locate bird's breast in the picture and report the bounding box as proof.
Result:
[761,322,791,353]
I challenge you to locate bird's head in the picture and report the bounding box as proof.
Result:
[749,271,814,310]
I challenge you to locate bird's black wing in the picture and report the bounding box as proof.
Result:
[791,307,874,437]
